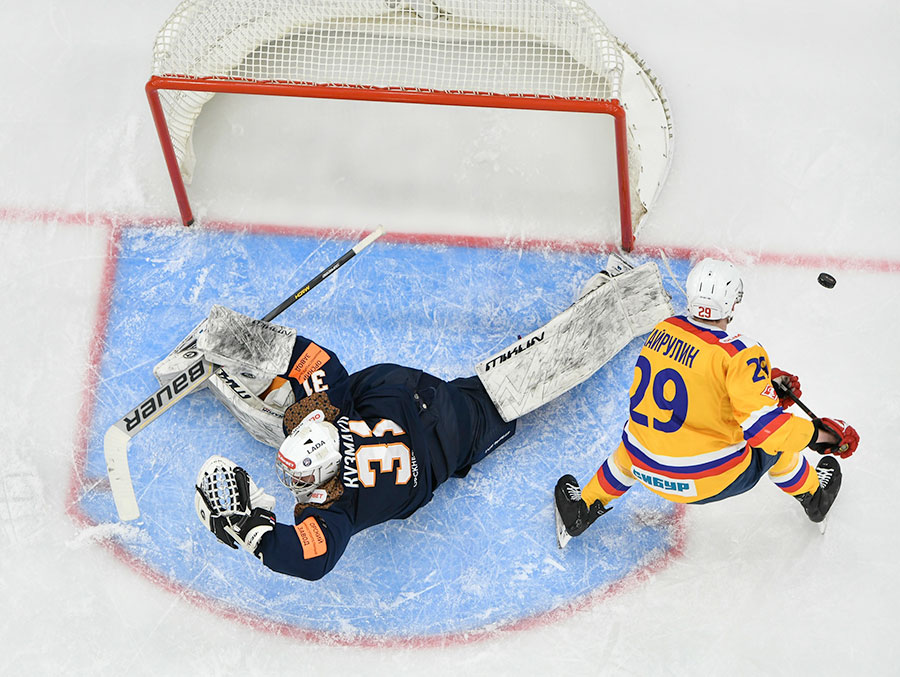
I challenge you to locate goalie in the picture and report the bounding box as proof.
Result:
[184,254,672,579]
[192,329,517,580]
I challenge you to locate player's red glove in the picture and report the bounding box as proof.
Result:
[770,367,801,409]
[809,418,859,459]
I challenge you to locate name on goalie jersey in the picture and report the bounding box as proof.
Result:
[632,467,697,497]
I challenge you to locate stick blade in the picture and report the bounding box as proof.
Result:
[104,424,141,521]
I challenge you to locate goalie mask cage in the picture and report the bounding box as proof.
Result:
[147,0,673,250]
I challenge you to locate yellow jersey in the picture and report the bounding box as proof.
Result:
[582,316,818,506]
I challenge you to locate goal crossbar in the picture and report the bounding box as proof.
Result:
[146,75,633,247]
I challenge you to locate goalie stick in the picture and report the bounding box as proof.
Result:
[103,226,385,521]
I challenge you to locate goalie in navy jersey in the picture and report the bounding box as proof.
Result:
[193,331,516,581]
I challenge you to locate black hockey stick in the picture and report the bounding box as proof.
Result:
[773,380,818,420]
[772,380,847,451]
[104,226,385,520]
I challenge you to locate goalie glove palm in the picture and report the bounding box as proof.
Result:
[195,455,276,558]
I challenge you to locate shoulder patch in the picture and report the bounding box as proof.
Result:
[294,516,328,559]
[288,342,331,383]
[721,332,760,351]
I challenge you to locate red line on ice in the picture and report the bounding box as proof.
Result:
[41,204,891,648]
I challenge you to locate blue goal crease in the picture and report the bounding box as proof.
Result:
[79,226,691,638]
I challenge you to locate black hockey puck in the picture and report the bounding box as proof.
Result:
[817,272,836,289]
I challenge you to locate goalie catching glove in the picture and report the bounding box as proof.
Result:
[195,455,276,559]
[809,418,859,459]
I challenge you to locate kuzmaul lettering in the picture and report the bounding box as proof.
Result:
[337,416,359,488]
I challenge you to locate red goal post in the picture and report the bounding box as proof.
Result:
[146,0,673,250]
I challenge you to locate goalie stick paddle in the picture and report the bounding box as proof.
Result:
[103,226,385,521]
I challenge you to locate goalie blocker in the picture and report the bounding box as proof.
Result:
[476,259,674,422]
[153,305,299,449]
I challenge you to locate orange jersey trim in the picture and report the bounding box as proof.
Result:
[294,517,328,559]
[288,342,331,383]
[259,376,288,400]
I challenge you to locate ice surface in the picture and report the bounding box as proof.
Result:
[1,1,899,674]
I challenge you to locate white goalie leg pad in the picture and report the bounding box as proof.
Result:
[153,319,210,389]
[475,262,674,422]
[207,367,288,448]
[578,252,636,301]
[198,305,296,395]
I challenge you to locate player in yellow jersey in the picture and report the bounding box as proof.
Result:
[555,258,860,544]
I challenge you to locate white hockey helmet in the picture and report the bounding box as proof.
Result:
[686,258,744,321]
[276,415,341,502]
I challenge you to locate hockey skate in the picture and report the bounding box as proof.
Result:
[554,475,610,548]
[795,456,842,530]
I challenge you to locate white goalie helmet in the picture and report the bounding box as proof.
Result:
[686,258,744,321]
[276,412,341,502]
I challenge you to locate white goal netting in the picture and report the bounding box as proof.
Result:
[153,0,624,179]
[149,0,672,240]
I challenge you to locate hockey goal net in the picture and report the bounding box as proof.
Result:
[147,0,672,249]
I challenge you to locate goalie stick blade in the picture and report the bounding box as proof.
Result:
[103,357,215,521]
[104,425,141,521]
[555,503,572,549]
